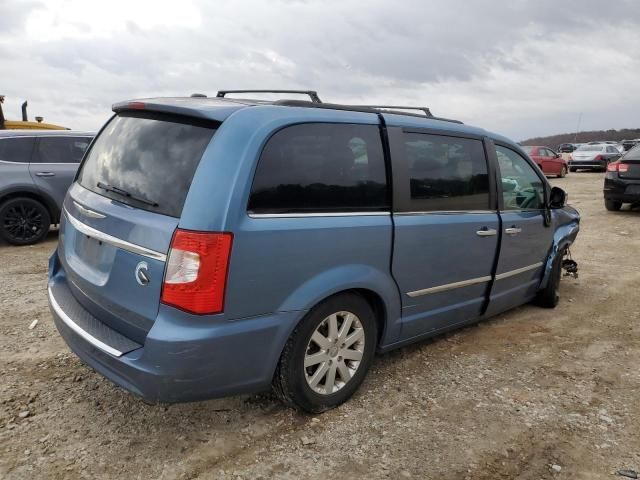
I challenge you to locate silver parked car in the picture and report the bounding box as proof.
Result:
[0,130,94,245]
[569,143,622,172]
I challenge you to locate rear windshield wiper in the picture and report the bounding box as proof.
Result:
[97,182,159,208]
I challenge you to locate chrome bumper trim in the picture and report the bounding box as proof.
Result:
[64,208,167,262]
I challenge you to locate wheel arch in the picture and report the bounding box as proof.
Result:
[276,264,402,350]
[0,187,60,224]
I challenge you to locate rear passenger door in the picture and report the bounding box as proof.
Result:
[485,143,553,316]
[30,136,91,208]
[0,136,36,193]
[389,129,500,340]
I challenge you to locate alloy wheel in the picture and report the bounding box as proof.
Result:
[304,311,365,395]
[2,202,45,243]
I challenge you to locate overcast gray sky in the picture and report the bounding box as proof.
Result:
[2,0,639,140]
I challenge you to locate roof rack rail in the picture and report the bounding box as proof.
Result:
[272,100,463,124]
[354,105,433,118]
[216,90,322,103]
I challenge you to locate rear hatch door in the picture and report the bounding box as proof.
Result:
[58,111,217,343]
[619,159,640,180]
[572,150,597,161]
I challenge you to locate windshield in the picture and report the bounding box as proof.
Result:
[576,145,604,152]
[521,146,534,153]
[77,113,216,218]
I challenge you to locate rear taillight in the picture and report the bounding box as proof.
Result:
[594,155,602,161]
[161,229,233,315]
[607,162,629,173]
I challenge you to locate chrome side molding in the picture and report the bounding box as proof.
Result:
[407,275,492,297]
[248,211,390,218]
[63,208,167,262]
[495,262,543,280]
[406,261,544,297]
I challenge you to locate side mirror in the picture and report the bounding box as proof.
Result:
[549,186,567,208]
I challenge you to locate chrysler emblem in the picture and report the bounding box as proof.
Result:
[135,262,150,286]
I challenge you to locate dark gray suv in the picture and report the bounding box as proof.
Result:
[0,130,94,245]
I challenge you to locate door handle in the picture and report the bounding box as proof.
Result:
[35,172,56,177]
[476,227,497,237]
[505,227,522,235]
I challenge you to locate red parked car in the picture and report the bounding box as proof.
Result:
[522,146,568,177]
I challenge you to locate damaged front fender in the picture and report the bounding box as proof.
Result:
[540,206,580,289]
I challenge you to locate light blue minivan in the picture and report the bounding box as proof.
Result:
[48,90,580,412]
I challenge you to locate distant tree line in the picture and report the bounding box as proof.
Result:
[521,128,640,147]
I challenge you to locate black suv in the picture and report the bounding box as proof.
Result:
[0,130,94,245]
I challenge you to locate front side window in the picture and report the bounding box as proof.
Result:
[248,123,388,214]
[496,145,545,210]
[34,137,91,164]
[0,137,35,163]
[404,133,490,211]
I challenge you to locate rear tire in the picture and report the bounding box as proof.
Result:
[534,250,563,309]
[0,197,51,246]
[569,167,577,172]
[604,199,622,211]
[272,293,377,413]
[558,166,567,178]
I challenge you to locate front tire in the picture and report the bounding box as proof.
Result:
[534,250,563,308]
[273,293,377,413]
[604,199,622,211]
[0,197,51,245]
[569,167,577,172]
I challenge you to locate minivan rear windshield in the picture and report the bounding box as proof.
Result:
[77,112,216,218]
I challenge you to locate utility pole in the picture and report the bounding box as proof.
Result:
[574,112,582,144]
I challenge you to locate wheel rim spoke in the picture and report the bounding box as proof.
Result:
[336,360,352,383]
[311,330,330,350]
[308,361,329,388]
[341,349,363,362]
[327,314,339,341]
[343,328,364,349]
[324,362,337,394]
[304,351,328,368]
[337,313,354,343]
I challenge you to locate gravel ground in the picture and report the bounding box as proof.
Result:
[1,172,639,479]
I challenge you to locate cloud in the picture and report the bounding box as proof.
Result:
[1,0,640,139]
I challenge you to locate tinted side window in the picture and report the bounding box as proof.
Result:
[249,123,388,214]
[0,137,35,163]
[496,145,545,210]
[35,137,91,164]
[404,133,490,211]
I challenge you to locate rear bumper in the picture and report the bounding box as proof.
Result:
[604,175,640,203]
[569,159,606,170]
[48,251,303,403]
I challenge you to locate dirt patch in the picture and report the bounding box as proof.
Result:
[1,173,639,479]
